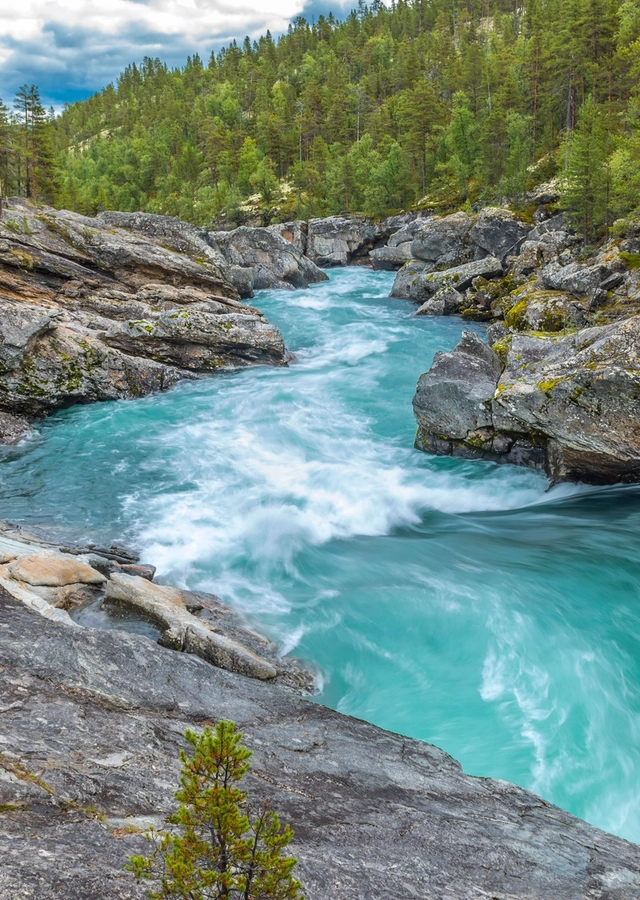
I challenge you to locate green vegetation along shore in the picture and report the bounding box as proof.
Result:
[1,0,640,239]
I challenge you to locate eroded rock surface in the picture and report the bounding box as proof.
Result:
[413,319,640,484]
[0,522,304,683]
[0,593,640,900]
[0,201,288,439]
[207,226,327,291]
[1,590,639,899]
[306,216,380,266]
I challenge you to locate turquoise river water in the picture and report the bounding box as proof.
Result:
[2,268,640,842]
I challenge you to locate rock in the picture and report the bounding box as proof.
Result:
[387,216,431,247]
[486,321,509,346]
[105,573,277,680]
[369,243,413,270]
[7,554,106,587]
[540,260,605,300]
[117,563,156,581]
[509,231,578,276]
[528,180,561,205]
[0,551,106,611]
[2,588,639,899]
[267,220,308,255]
[306,216,378,266]
[103,308,285,370]
[0,520,311,685]
[390,259,428,298]
[415,286,464,316]
[469,207,531,260]
[408,256,503,302]
[413,331,502,441]
[228,264,255,298]
[371,217,433,270]
[504,286,587,333]
[0,200,288,432]
[410,211,473,265]
[207,226,327,291]
[0,410,32,443]
[413,316,640,484]
[0,576,77,625]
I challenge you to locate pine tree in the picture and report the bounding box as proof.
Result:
[128,721,304,900]
[562,96,613,241]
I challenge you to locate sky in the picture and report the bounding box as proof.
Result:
[0,0,359,109]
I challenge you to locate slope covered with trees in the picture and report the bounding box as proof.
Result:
[0,85,58,207]
[4,0,640,236]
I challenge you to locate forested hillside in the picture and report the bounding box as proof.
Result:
[3,0,640,237]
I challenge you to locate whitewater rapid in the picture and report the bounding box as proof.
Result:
[2,268,639,842]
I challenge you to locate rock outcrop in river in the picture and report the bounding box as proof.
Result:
[2,582,640,899]
[413,321,640,484]
[0,200,329,442]
[404,202,640,484]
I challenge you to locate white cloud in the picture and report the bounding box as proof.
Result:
[0,0,327,104]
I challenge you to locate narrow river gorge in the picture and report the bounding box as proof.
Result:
[3,267,640,844]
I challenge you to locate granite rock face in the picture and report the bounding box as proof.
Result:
[410,210,474,265]
[207,225,327,291]
[391,207,531,301]
[0,201,288,438]
[306,216,380,266]
[413,319,640,484]
[468,206,531,260]
[2,589,640,900]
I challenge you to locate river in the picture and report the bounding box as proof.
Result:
[2,267,639,842]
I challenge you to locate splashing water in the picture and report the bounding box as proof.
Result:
[2,268,640,842]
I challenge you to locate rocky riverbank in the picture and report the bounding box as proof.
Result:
[3,579,640,899]
[272,201,640,484]
[0,520,311,688]
[0,200,329,442]
[395,203,640,484]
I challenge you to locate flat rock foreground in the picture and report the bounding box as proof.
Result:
[2,588,640,898]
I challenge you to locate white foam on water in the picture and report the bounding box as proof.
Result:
[132,269,555,610]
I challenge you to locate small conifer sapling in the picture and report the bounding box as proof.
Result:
[128,720,304,900]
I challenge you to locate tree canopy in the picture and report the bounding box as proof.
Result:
[3,0,640,234]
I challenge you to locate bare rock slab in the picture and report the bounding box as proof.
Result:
[1,590,639,899]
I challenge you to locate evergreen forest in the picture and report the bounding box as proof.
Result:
[2,0,640,238]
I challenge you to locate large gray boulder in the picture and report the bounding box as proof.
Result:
[413,316,640,484]
[540,259,606,301]
[0,201,287,435]
[208,226,327,291]
[410,211,473,265]
[413,331,502,439]
[469,207,531,260]
[389,259,428,297]
[2,588,639,899]
[306,216,379,266]
[369,243,414,270]
[408,256,503,303]
[415,286,465,316]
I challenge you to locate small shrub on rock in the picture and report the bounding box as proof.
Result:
[128,720,304,900]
